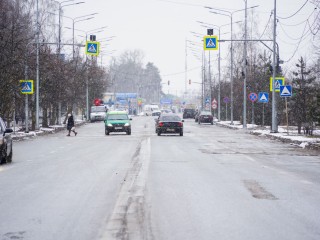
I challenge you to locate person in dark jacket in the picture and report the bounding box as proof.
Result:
[66,113,77,136]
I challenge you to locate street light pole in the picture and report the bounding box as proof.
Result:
[72,15,96,59]
[271,0,278,132]
[207,5,258,125]
[243,0,248,128]
[36,0,40,130]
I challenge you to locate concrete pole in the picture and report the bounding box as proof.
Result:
[271,0,278,132]
[230,14,234,124]
[243,0,248,129]
[36,0,40,130]
[218,28,221,121]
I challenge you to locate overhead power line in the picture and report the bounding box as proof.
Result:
[278,0,309,19]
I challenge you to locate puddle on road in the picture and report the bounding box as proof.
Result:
[243,180,278,200]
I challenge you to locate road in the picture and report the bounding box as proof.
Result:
[0,116,319,240]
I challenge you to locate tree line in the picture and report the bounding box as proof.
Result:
[0,0,164,130]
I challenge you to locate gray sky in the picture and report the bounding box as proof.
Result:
[59,0,319,95]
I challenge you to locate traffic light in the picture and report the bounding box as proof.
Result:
[168,80,170,85]
[94,98,103,106]
[189,79,191,84]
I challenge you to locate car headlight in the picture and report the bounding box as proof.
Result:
[124,123,130,127]
[107,123,113,127]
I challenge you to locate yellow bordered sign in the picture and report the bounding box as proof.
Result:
[20,80,34,94]
[203,35,218,50]
[270,77,285,92]
[85,41,100,56]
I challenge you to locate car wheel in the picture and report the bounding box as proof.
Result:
[157,131,161,136]
[180,130,183,136]
[105,128,109,135]
[198,120,200,124]
[127,129,131,135]
[7,146,12,163]
[211,121,213,125]
[0,147,7,164]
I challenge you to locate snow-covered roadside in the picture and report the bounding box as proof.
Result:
[215,121,320,150]
[11,119,86,141]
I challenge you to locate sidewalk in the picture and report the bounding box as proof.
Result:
[215,121,320,150]
[11,119,86,141]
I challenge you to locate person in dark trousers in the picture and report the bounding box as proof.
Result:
[66,113,77,136]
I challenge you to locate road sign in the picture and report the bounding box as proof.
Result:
[86,41,100,56]
[280,85,292,97]
[203,35,218,50]
[258,92,269,103]
[205,98,210,103]
[223,97,230,103]
[248,92,258,102]
[20,80,34,94]
[212,98,217,109]
[270,77,285,92]
[212,103,217,109]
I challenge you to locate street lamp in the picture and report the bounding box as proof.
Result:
[206,4,258,126]
[72,14,97,59]
[51,0,84,126]
[69,26,108,120]
[198,21,235,122]
[54,0,85,55]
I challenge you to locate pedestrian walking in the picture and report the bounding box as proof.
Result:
[66,113,77,136]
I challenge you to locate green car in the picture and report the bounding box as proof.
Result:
[104,111,132,135]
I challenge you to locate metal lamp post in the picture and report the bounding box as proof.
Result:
[206,5,258,126]
[198,21,236,122]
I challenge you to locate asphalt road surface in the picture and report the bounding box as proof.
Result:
[0,116,319,240]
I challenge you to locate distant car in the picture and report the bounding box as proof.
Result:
[183,108,196,119]
[0,117,13,164]
[155,114,184,136]
[152,110,161,117]
[90,105,107,122]
[198,111,214,125]
[104,111,132,135]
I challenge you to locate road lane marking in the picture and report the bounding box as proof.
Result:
[100,137,152,240]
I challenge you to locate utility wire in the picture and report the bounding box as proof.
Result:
[259,11,273,39]
[284,19,309,62]
[278,0,309,19]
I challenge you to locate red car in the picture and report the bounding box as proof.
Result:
[198,111,214,125]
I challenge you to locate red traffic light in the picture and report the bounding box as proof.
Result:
[94,98,103,106]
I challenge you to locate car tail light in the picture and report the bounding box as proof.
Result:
[178,122,183,127]
[159,122,164,127]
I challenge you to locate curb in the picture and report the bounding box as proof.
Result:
[215,122,320,151]
[12,121,87,141]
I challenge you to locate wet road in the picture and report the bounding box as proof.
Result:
[0,116,319,240]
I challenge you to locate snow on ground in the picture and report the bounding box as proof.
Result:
[216,121,320,149]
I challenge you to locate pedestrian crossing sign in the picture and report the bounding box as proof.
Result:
[270,77,285,92]
[280,85,292,97]
[85,41,100,56]
[20,80,34,94]
[203,35,218,50]
[258,92,269,103]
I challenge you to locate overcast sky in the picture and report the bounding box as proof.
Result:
[58,0,319,95]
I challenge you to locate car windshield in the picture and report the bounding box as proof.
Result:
[160,115,181,121]
[107,114,128,120]
[91,106,106,112]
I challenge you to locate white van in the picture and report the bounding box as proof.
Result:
[144,104,160,116]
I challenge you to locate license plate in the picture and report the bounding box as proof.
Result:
[204,116,208,118]
[115,127,122,130]
[167,128,175,132]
